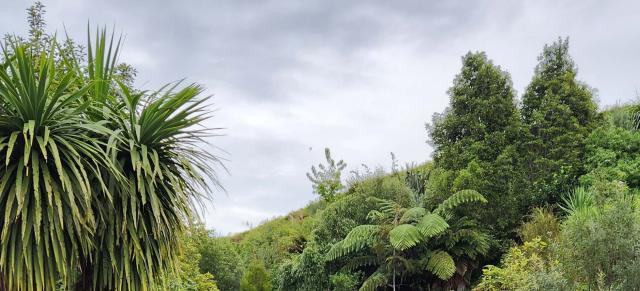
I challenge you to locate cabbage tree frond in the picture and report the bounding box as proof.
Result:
[559,187,594,215]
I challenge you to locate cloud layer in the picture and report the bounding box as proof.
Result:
[2,0,639,233]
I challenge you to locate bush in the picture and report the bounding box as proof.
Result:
[557,192,640,288]
[475,238,568,291]
[240,261,272,291]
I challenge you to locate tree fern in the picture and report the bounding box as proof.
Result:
[372,197,402,217]
[327,185,487,289]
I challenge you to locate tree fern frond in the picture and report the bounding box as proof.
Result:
[342,255,381,272]
[435,189,486,214]
[399,207,427,224]
[417,213,449,238]
[389,224,423,251]
[359,269,387,291]
[426,250,456,280]
[366,210,385,223]
[371,197,401,217]
[326,225,380,261]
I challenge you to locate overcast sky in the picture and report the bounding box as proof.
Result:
[1,0,639,234]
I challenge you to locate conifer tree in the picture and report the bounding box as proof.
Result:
[428,52,525,241]
[429,52,521,169]
[521,38,598,203]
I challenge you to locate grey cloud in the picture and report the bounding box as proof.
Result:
[2,0,640,233]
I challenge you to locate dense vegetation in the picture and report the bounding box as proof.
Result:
[4,3,640,291]
[198,39,637,290]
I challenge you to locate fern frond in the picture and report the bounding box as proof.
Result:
[326,225,380,261]
[372,197,402,216]
[417,213,449,238]
[366,210,385,223]
[389,224,423,250]
[426,250,456,280]
[435,189,487,214]
[326,240,346,261]
[399,207,427,224]
[359,269,387,291]
[342,255,381,272]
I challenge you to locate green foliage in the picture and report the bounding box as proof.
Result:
[427,51,528,244]
[90,58,221,291]
[273,242,332,291]
[233,206,317,273]
[327,188,488,289]
[475,238,568,291]
[521,37,598,202]
[559,187,595,215]
[166,224,220,291]
[307,148,346,202]
[0,40,107,291]
[519,208,560,243]
[198,237,243,291]
[0,4,222,290]
[557,189,640,289]
[428,52,521,170]
[327,225,381,260]
[434,189,487,215]
[427,251,456,281]
[329,272,361,291]
[389,224,423,250]
[240,261,271,291]
[581,112,640,189]
[606,104,640,131]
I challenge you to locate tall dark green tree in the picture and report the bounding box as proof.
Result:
[428,52,525,241]
[428,52,521,170]
[521,38,598,203]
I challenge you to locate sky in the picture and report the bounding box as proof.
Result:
[1,0,639,234]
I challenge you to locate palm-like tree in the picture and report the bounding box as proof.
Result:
[79,30,223,291]
[87,81,222,290]
[0,42,111,290]
[0,29,222,290]
[326,190,489,291]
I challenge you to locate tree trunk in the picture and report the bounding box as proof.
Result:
[392,249,396,291]
[0,272,7,291]
[75,259,93,291]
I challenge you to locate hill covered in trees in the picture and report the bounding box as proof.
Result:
[187,39,640,290]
